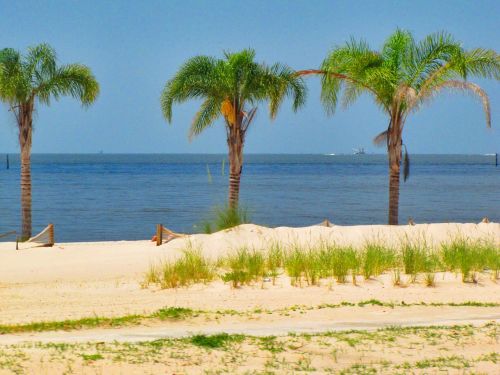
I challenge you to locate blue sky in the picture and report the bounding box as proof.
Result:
[0,0,498,154]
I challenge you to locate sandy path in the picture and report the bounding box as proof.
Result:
[1,305,499,345]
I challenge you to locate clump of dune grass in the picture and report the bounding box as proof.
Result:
[284,244,322,287]
[401,237,429,283]
[201,205,250,234]
[142,263,162,288]
[442,237,484,283]
[422,252,441,287]
[222,247,266,288]
[284,245,305,287]
[392,267,404,287]
[480,239,500,280]
[361,242,396,280]
[320,244,360,284]
[143,244,216,289]
[266,242,285,285]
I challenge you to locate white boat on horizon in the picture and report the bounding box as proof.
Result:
[353,147,366,155]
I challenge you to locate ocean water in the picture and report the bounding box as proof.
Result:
[0,154,498,242]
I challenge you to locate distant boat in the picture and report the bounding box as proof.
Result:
[353,147,366,155]
[325,153,336,156]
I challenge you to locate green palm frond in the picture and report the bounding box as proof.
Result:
[189,97,221,139]
[264,62,306,118]
[462,48,500,80]
[36,64,99,106]
[0,48,30,102]
[25,43,57,86]
[381,28,414,75]
[161,55,221,122]
[406,31,462,87]
[320,37,389,114]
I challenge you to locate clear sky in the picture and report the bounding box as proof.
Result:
[0,0,498,154]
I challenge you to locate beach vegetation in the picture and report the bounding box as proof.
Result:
[284,244,322,286]
[161,49,306,209]
[144,244,216,289]
[266,242,285,285]
[143,236,497,290]
[222,247,266,288]
[0,301,498,335]
[0,44,99,238]
[303,30,500,225]
[189,333,244,349]
[442,237,483,283]
[320,244,360,284]
[401,238,428,282]
[361,242,396,279]
[202,205,250,233]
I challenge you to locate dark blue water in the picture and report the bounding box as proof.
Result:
[0,154,498,241]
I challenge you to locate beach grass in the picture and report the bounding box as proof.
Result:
[143,244,215,289]
[361,242,397,280]
[144,235,499,289]
[201,205,250,234]
[266,241,285,285]
[222,247,266,288]
[442,237,487,283]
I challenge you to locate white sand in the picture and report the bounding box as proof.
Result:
[0,222,498,326]
[1,222,498,283]
[0,222,499,374]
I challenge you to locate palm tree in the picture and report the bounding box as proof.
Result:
[0,44,99,238]
[300,30,499,224]
[161,49,306,208]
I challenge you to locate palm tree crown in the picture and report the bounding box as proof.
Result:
[161,49,306,208]
[319,30,499,117]
[304,30,499,224]
[0,43,99,107]
[161,49,306,137]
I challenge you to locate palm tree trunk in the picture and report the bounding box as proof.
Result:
[388,165,400,225]
[227,125,244,209]
[18,101,34,239]
[387,118,403,225]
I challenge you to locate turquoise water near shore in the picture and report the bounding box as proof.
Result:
[0,154,498,241]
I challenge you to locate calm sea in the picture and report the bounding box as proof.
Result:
[0,154,498,242]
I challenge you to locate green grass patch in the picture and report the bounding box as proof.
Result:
[143,244,216,289]
[222,247,266,287]
[200,205,249,233]
[189,333,244,349]
[81,353,103,361]
[361,242,397,279]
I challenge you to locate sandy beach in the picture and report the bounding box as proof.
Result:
[0,222,499,373]
[1,222,499,321]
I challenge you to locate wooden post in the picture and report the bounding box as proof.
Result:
[48,223,54,247]
[156,224,163,246]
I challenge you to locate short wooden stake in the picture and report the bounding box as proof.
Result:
[48,223,55,247]
[156,224,163,246]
